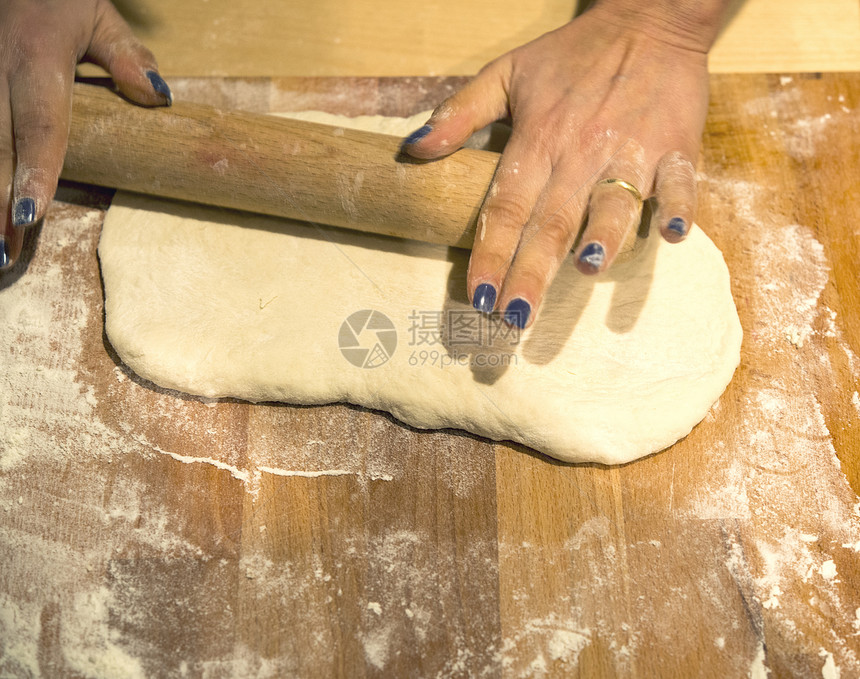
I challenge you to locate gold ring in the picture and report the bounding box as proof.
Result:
[596,178,643,203]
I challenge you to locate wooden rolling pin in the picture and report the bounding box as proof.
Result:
[62,83,497,249]
[62,83,647,257]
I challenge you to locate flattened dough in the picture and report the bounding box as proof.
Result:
[99,112,742,465]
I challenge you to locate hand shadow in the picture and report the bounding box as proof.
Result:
[603,200,659,335]
[435,157,659,382]
[437,248,522,386]
[421,121,523,387]
[520,200,658,366]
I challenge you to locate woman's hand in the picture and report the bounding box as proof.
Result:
[0,0,171,270]
[403,0,728,328]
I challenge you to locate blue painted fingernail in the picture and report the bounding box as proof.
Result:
[472,283,497,313]
[403,125,432,145]
[146,70,173,105]
[668,217,687,237]
[504,298,531,329]
[0,237,10,270]
[12,197,36,227]
[579,242,605,272]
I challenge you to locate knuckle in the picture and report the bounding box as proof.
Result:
[532,130,558,160]
[508,265,550,298]
[7,14,72,64]
[429,98,456,124]
[591,204,637,240]
[521,119,565,161]
[481,195,532,233]
[658,151,695,176]
[578,119,612,151]
[13,32,43,60]
[14,107,58,145]
[120,33,157,66]
[534,212,577,252]
[468,250,512,284]
[656,179,696,209]
[475,54,509,84]
[11,19,52,56]
[131,42,157,67]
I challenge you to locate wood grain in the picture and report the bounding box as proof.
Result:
[63,83,499,249]
[78,0,860,78]
[1,74,859,677]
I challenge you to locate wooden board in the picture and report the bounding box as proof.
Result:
[78,0,860,78]
[1,73,859,677]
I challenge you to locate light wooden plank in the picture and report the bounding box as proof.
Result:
[494,72,860,676]
[710,0,860,73]
[1,73,858,676]
[83,0,860,79]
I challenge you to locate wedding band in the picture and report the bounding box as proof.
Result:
[596,178,643,203]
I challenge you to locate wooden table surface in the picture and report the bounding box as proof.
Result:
[1,73,859,678]
[86,0,860,77]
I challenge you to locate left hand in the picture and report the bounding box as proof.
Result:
[0,0,171,272]
[402,3,718,329]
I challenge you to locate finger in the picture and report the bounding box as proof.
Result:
[573,150,651,276]
[466,133,550,314]
[492,169,590,329]
[1,78,19,270]
[85,0,172,107]
[652,151,696,243]
[401,58,510,160]
[8,58,75,230]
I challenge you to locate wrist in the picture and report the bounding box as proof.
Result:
[587,0,732,53]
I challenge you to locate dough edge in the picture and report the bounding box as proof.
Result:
[98,109,742,466]
[99,201,742,466]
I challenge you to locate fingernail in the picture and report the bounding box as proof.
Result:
[146,70,173,105]
[667,217,687,237]
[504,298,531,329]
[578,242,605,272]
[403,125,432,145]
[472,283,497,314]
[12,197,36,227]
[0,237,10,270]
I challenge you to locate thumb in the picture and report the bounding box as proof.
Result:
[85,0,172,107]
[402,59,510,160]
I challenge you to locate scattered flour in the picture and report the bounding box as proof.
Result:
[762,584,783,610]
[61,588,146,679]
[749,641,770,678]
[361,623,393,670]
[820,649,841,679]
[494,612,592,678]
[546,628,590,664]
[3,89,860,676]
[819,560,838,581]
[688,172,860,676]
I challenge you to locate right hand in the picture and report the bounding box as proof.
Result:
[402,1,725,329]
[0,0,172,271]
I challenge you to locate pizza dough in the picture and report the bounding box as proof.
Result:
[98,112,742,465]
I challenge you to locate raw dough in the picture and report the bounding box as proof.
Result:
[98,112,742,465]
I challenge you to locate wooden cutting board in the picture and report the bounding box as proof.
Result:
[0,73,858,678]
